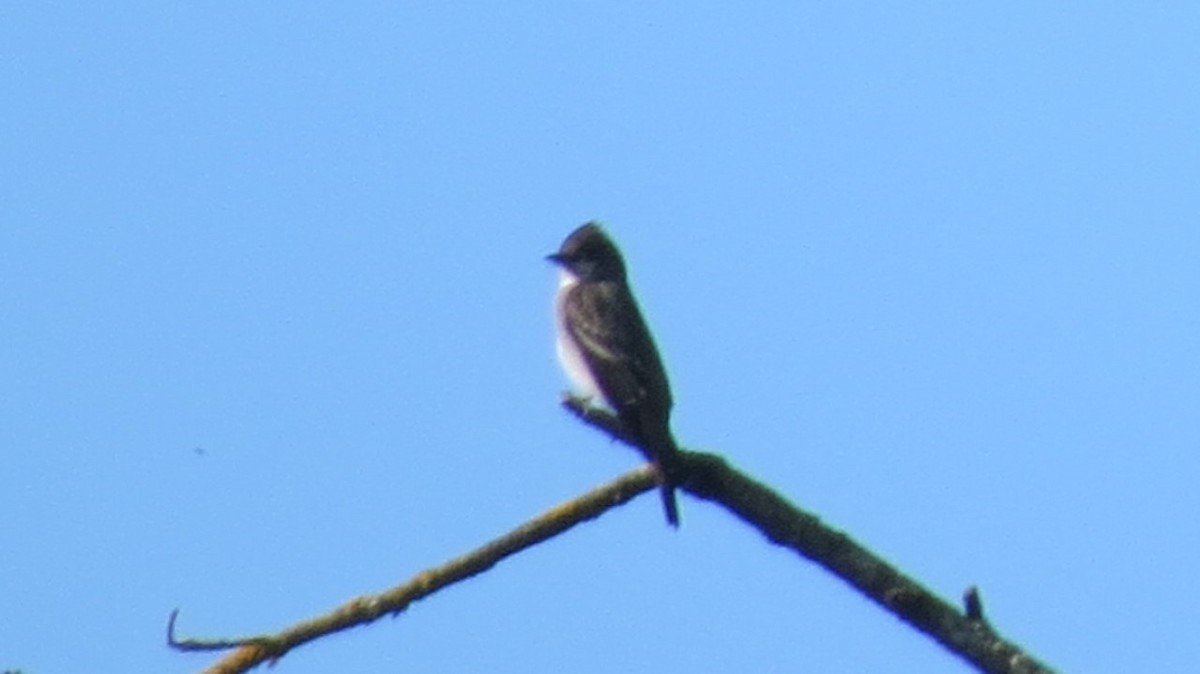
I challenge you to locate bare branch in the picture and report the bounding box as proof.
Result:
[564,396,1056,674]
[170,467,657,674]
[168,609,264,651]
[174,397,1056,674]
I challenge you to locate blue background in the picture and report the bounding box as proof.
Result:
[3,4,1197,672]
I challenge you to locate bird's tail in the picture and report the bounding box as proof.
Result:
[646,428,682,528]
[659,481,680,528]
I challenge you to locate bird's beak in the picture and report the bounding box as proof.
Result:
[545,252,565,265]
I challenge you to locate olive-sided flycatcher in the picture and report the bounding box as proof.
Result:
[548,222,681,527]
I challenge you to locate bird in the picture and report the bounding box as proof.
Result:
[547,222,681,527]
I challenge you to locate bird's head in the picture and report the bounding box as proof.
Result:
[546,222,628,282]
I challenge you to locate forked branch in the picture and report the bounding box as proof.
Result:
[170,398,1055,674]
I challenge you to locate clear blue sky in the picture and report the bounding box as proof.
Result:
[3,4,1197,673]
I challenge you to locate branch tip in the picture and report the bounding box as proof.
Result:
[963,585,986,622]
[166,608,180,646]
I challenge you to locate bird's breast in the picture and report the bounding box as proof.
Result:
[553,273,613,409]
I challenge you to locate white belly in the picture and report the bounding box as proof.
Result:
[554,271,613,409]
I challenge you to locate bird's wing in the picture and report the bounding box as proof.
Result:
[563,280,672,414]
